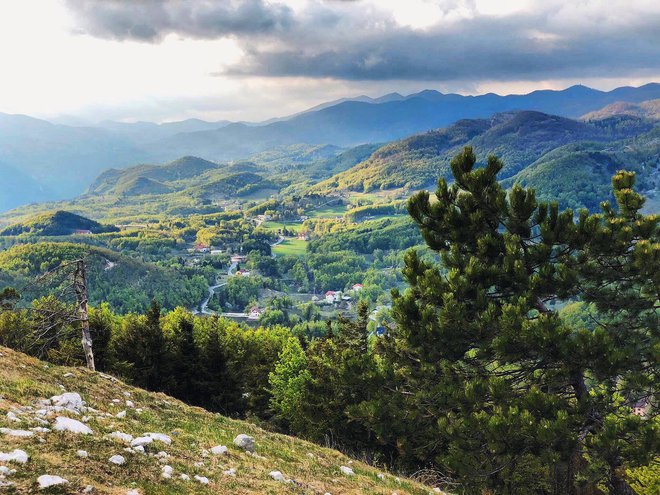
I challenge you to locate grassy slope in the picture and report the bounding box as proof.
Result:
[0,346,436,494]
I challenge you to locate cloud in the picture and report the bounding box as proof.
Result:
[65,0,293,42]
[65,0,660,83]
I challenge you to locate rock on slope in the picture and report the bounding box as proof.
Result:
[0,347,440,494]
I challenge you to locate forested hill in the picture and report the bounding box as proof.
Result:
[312,111,659,210]
[0,211,118,236]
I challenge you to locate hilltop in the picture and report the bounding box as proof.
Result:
[0,211,118,237]
[313,111,655,195]
[581,99,660,121]
[0,346,437,494]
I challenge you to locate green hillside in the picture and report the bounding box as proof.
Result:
[0,242,208,313]
[503,127,660,210]
[582,98,660,121]
[313,111,654,196]
[0,211,118,237]
[0,346,435,494]
[114,177,173,197]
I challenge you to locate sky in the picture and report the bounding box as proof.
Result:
[0,0,658,123]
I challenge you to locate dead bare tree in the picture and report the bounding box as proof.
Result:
[23,258,96,370]
[73,260,95,371]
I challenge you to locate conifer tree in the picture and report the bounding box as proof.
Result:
[383,147,658,494]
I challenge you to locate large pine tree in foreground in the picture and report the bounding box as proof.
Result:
[384,147,658,494]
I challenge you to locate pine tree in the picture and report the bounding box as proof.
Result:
[381,147,658,494]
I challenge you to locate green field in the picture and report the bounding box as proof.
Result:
[261,221,303,233]
[307,205,346,218]
[273,238,308,256]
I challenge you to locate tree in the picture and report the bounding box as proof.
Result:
[380,147,658,494]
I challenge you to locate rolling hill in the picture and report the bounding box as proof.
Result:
[581,99,660,121]
[313,111,653,194]
[0,346,435,494]
[1,83,659,211]
[0,211,118,237]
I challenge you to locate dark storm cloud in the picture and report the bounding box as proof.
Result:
[65,0,294,42]
[65,0,660,82]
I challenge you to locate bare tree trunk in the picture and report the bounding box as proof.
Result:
[74,260,95,371]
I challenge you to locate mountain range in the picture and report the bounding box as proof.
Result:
[0,83,659,211]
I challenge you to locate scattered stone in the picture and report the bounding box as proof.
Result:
[223,468,236,477]
[30,427,50,433]
[233,434,255,451]
[54,416,92,435]
[63,373,74,378]
[0,466,16,476]
[83,485,94,493]
[145,432,172,445]
[126,400,135,408]
[37,475,68,489]
[109,431,134,443]
[377,473,386,480]
[116,410,127,419]
[269,471,286,482]
[0,428,34,437]
[131,436,153,447]
[155,451,170,459]
[133,445,145,454]
[194,475,209,484]
[50,392,85,413]
[109,455,126,466]
[161,465,174,479]
[126,490,141,495]
[77,450,89,458]
[340,466,354,476]
[6,411,21,423]
[210,445,228,455]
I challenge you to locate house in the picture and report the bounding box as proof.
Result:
[325,290,342,304]
[194,243,209,253]
[297,232,310,241]
[235,269,251,277]
[73,229,93,235]
[632,399,648,417]
[352,283,363,292]
[247,307,264,320]
[210,249,223,255]
[231,255,247,263]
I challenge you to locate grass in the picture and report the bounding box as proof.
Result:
[260,221,303,233]
[0,346,439,494]
[272,239,308,257]
[306,205,346,219]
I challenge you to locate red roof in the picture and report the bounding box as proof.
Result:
[325,291,337,296]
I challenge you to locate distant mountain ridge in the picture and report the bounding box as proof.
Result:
[1,82,659,211]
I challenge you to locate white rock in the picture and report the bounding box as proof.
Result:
[233,434,255,451]
[145,433,172,445]
[30,427,50,433]
[123,392,131,397]
[126,490,141,495]
[83,485,94,493]
[112,399,121,404]
[126,400,135,408]
[179,473,190,481]
[109,431,134,443]
[109,455,126,465]
[377,473,386,480]
[223,468,236,477]
[37,475,69,488]
[131,436,153,447]
[210,445,228,455]
[116,410,127,419]
[53,416,92,435]
[63,373,74,378]
[77,450,89,458]
[269,471,286,482]
[340,466,354,476]
[50,392,85,413]
[0,428,33,437]
[6,412,21,423]
[0,466,16,476]
[0,481,14,488]
[194,475,209,484]
[132,445,145,454]
[155,451,170,459]
[161,465,174,479]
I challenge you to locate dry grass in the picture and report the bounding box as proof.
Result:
[0,346,437,494]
